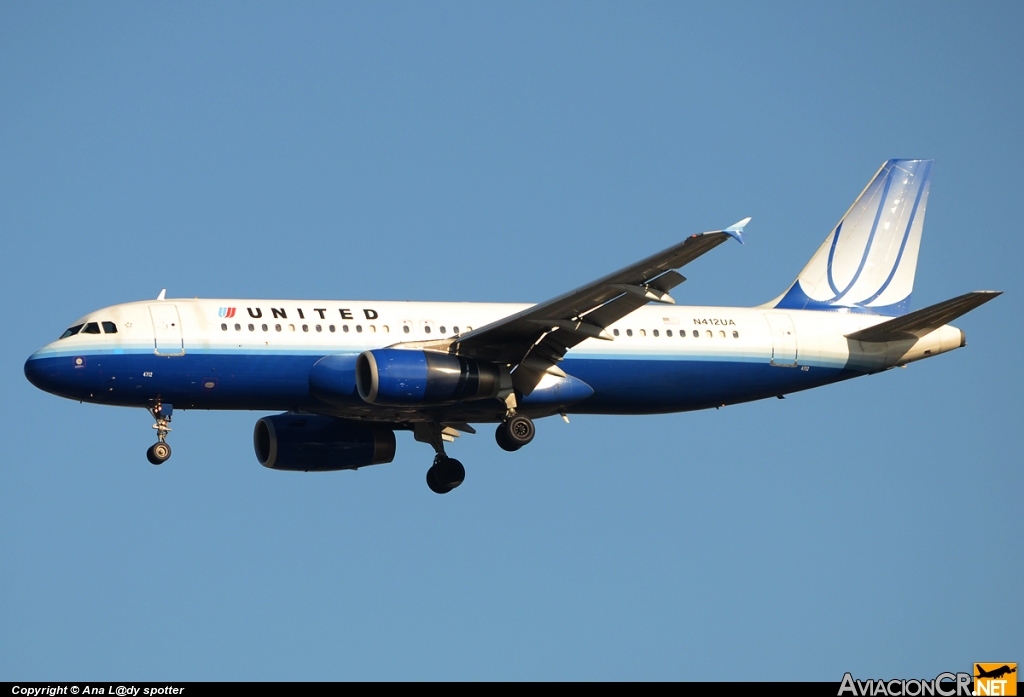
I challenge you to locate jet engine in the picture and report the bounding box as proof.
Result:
[356,348,502,406]
[254,413,396,471]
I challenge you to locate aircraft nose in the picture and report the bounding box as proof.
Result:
[24,347,58,393]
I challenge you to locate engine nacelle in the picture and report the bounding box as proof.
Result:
[356,348,502,406]
[254,413,396,471]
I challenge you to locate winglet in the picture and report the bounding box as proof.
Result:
[156,289,166,301]
[723,217,752,244]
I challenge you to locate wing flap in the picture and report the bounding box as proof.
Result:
[454,223,748,366]
[845,291,1001,342]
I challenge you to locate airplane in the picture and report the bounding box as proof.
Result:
[24,159,1000,494]
[976,665,1016,680]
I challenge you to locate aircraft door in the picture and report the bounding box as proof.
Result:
[149,304,185,356]
[765,312,797,367]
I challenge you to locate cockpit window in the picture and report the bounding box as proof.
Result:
[102,322,117,334]
[59,324,84,339]
[81,322,101,334]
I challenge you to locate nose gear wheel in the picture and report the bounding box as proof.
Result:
[147,441,171,465]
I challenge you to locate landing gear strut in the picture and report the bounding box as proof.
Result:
[417,422,466,495]
[147,403,173,465]
[495,413,535,452]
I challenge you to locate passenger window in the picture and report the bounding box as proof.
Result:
[369,325,376,333]
[262,324,268,332]
[733,331,739,338]
[235,323,241,331]
[719,330,726,338]
[102,322,117,334]
[706,330,712,338]
[288,324,295,332]
[653,329,659,337]
[275,324,282,332]
[302,325,308,332]
[403,325,411,334]
[248,324,255,331]
[639,329,646,337]
[453,326,460,334]
[343,325,350,333]
[382,325,390,333]
[666,329,673,337]
[466,326,472,332]
[60,324,84,339]
[356,325,363,333]
[82,322,101,334]
[613,328,620,336]
[626,329,633,337]
[221,323,227,331]
[692,330,698,338]
[329,325,335,333]
[316,325,322,332]
[440,326,446,334]
[424,325,432,334]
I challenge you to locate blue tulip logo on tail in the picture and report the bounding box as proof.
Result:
[772,159,933,316]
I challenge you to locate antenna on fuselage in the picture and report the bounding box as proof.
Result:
[156,289,166,301]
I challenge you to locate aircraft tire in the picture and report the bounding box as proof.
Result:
[495,424,522,452]
[426,465,454,494]
[147,442,171,465]
[436,457,465,488]
[502,415,535,448]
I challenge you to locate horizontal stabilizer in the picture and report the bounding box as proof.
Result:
[845,291,1001,342]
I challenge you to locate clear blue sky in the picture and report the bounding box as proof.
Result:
[1,1,1020,681]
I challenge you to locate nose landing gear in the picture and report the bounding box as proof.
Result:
[147,403,173,465]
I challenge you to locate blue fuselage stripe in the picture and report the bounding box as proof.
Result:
[24,348,860,415]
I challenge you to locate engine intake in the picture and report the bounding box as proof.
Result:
[254,413,396,471]
[356,348,502,406]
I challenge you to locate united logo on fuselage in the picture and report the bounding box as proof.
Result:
[231,307,380,321]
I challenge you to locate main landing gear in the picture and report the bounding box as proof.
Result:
[418,412,536,494]
[426,454,466,495]
[495,413,535,452]
[146,403,173,465]
[417,421,467,495]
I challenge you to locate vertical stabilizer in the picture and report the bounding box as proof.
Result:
[770,159,933,316]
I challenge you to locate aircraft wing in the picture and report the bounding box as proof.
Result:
[845,290,1001,342]
[452,219,751,394]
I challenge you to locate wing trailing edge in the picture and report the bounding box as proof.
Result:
[451,220,750,394]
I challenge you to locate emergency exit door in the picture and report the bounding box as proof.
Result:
[149,304,185,356]
[765,312,797,367]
